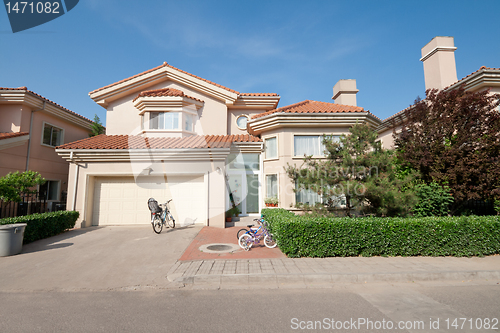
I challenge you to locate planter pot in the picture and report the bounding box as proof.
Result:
[225,217,232,222]
[0,223,27,257]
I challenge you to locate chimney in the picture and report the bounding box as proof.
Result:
[332,79,358,106]
[420,36,458,90]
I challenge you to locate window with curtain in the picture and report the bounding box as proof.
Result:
[294,135,340,156]
[295,183,322,205]
[149,112,180,130]
[266,174,278,198]
[265,137,277,159]
[184,114,194,131]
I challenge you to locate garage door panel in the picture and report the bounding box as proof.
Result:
[92,176,206,226]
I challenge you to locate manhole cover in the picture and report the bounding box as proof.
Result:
[199,243,240,253]
[206,244,232,251]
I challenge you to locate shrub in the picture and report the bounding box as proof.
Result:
[413,182,454,217]
[0,211,79,243]
[262,208,500,257]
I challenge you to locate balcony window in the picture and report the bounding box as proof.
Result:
[150,112,180,130]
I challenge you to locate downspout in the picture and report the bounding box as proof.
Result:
[25,100,46,171]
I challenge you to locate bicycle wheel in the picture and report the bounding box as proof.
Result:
[166,212,175,228]
[238,234,253,251]
[236,228,248,240]
[264,234,277,248]
[152,215,163,234]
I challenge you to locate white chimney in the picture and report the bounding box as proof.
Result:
[332,79,358,106]
[420,36,458,90]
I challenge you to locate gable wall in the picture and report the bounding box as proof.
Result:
[105,81,229,136]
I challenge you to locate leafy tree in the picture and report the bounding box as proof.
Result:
[285,123,416,217]
[395,86,500,213]
[89,114,105,137]
[412,182,454,217]
[0,171,46,203]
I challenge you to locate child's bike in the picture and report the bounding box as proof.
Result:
[238,218,276,250]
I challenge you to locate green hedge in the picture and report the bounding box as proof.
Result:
[0,211,79,244]
[261,208,500,257]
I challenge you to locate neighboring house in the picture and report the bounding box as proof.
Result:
[56,62,379,228]
[377,36,500,148]
[0,87,94,208]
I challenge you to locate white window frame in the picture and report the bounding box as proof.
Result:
[149,111,180,130]
[41,122,64,147]
[293,134,340,158]
[236,115,249,130]
[264,136,278,160]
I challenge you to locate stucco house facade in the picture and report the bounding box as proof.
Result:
[57,63,380,228]
[0,87,94,208]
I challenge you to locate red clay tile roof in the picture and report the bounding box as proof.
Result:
[240,93,279,97]
[0,87,94,124]
[90,63,239,95]
[132,88,204,103]
[57,134,262,150]
[251,100,367,120]
[89,62,278,98]
[0,132,29,140]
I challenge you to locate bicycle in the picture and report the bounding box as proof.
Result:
[148,198,175,234]
[238,218,276,250]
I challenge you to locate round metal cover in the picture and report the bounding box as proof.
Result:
[206,244,232,251]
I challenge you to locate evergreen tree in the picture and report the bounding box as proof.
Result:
[285,123,416,217]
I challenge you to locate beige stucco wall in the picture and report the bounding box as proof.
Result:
[105,81,229,136]
[261,127,350,209]
[67,157,227,228]
[227,109,268,135]
[378,125,402,149]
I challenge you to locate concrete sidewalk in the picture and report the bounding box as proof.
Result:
[167,255,500,289]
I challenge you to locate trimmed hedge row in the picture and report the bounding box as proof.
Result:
[261,208,500,257]
[0,211,79,244]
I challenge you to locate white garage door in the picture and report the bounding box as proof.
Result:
[92,175,206,226]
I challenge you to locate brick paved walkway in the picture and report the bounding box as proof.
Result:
[178,226,286,261]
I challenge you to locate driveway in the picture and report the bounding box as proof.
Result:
[0,225,201,292]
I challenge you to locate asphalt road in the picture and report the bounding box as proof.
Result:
[1,282,498,332]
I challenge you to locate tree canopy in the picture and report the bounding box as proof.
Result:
[89,114,105,137]
[394,86,500,212]
[286,123,416,217]
[0,171,46,203]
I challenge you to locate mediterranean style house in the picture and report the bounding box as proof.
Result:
[377,36,500,148]
[0,87,94,207]
[57,36,497,229]
[56,63,380,228]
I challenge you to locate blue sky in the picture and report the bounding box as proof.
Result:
[1,0,499,123]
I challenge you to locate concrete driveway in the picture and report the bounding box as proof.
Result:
[0,225,201,292]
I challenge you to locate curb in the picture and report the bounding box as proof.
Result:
[168,270,500,289]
